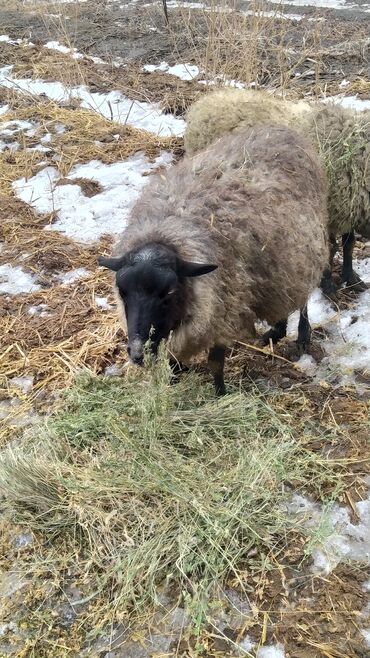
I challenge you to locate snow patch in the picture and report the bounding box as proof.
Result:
[325,94,370,112]
[28,303,49,317]
[44,40,83,59]
[104,364,125,377]
[9,376,34,394]
[0,264,40,294]
[0,119,34,135]
[257,645,286,658]
[13,152,173,242]
[268,0,350,8]
[0,66,185,136]
[245,9,303,20]
[362,628,370,647]
[285,488,370,575]
[143,61,199,80]
[198,76,246,89]
[295,354,317,375]
[239,635,254,652]
[95,296,112,310]
[58,268,90,285]
[286,270,370,388]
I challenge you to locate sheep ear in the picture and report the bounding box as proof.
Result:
[177,259,218,278]
[98,255,125,271]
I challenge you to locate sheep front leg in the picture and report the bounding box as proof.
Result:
[208,345,226,396]
[342,231,368,292]
[296,304,311,356]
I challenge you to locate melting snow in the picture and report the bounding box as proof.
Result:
[9,376,34,394]
[268,0,350,7]
[104,364,125,377]
[0,264,41,294]
[198,75,246,89]
[0,66,185,136]
[244,9,303,20]
[362,629,370,647]
[239,635,254,653]
[13,152,173,242]
[325,95,370,111]
[285,484,370,575]
[286,263,370,387]
[257,645,286,658]
[143,61,199,80]
[0,119,34,135]
[44,40,83,59]
[95,296,112,310]
[28,303,49,317]
[58,268,90,285]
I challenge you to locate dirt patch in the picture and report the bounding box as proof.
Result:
[56,176,103,197]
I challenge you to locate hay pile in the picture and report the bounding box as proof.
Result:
[0,350,344,651]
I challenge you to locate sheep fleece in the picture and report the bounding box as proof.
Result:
[184,87,370,236]
[114,124,329,362]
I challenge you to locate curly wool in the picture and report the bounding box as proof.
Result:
[184,87,370,237]
[113,124,329,362]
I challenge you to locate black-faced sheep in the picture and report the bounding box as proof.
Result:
[184,87,370,296]
[99,124,329,395]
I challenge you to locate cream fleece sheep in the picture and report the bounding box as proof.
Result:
[184,88,370,240]
[107,124,328,384]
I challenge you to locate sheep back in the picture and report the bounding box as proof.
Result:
[114,124,329,362]
[184,87,311,155]
[185,88,370,238]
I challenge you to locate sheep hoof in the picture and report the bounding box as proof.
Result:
[215,382,227,396]
[296,341,309,357]
[170,360,189,376]
[343,271,368,293]
[320,274,339,301]
[260,319,288,347]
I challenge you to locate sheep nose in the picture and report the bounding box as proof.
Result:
[127,339,144,366]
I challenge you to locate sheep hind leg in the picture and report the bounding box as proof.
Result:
[260,319,287,347]
[208,345,226,396]
[320,233,339,300]
[342,230,368,292]
[296,304,311,356]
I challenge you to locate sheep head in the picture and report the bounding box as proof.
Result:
[98,243,217,365]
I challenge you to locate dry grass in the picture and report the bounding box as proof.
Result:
[0,348,352,652]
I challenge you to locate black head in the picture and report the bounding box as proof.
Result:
[98,243,217,365]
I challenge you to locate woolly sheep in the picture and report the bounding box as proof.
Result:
[184,87,370,295]
[99,124,329,395]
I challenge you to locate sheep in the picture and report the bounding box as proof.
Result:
[184,87,370,296]
[98,123,329,395]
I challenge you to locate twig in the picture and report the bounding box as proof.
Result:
[163,0,169,25]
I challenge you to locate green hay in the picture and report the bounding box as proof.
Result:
[0,347,345,639]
